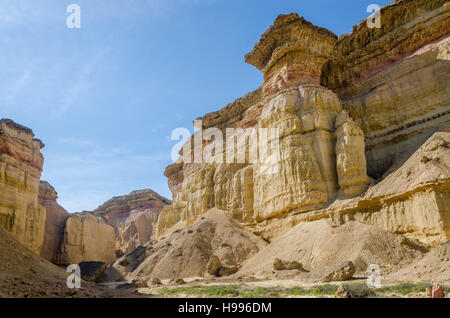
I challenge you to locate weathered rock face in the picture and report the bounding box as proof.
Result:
[156,13,369,238]
[38,181,69,262]
[0,119,46,254]
[321,0,450,177]
[245,13,337,99]
[156,90,264,236]
[328,129,450,246]
[57,213,115,265]
[335,111,370,197]
[93,189,171,254]
[156,1,449,248]
[253,85,345,222]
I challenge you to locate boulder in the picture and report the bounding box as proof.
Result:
[175,278,185,285]
[432,284,444,298]
[217,266,239,277]
[335,284,373,298]
[78,262,107,283]
[207,255,222,276]
[319,261,355,283]
[273,258,303,271]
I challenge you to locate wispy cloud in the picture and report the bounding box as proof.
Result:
[55,49,108,116]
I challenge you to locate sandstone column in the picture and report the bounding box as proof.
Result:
[245,14,341,220]
[335,111,371,197]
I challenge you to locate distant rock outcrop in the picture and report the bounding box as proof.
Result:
[0,119,46,254]
[93,189,171,254]
[38,181,69,263]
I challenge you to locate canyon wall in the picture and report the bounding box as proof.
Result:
[0,119,46,254]
[38,181,69,262]
[56,213,116,265]
[156,1,449,245]
[321,0,450,177]
[42,187,171,265]
[156,13,371,237]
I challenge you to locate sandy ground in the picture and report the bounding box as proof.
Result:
[0,226,140,298]
[135,276,437,298]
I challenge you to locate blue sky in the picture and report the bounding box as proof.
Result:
[1,0,391,212]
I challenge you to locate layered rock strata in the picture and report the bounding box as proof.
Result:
[245,13,337,99]
[38,181,69,262]
[93,189,171,254]
[0,119,46,254]
[252,128,450,244]
[156,13,371,238]
[321,0,450,177]
[156,2,449,246]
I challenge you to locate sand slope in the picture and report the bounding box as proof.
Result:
[0,226,134,298]
[387,240,450,283]
[105,208,268,281]
[240,219,427,276]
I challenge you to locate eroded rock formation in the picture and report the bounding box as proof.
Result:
[57,213,115,265]
[156,13,371,239]
[93,189,171,254]
[0,119,46,254]
[38,181,69,262]
[321,0,450,177]
[156,1,449,248]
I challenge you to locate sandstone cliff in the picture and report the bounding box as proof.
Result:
[93,189,171,254]
[57,213,116,265]
[0,119,46,254]
[38,181,70,263]
[156,1,449,248]
[321,0,450,177]
[156,13,371,239]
